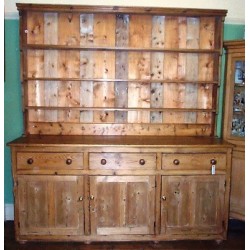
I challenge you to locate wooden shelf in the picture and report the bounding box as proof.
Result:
[26,106,216,113]
[24,78,219,85]
[23,44,221,54]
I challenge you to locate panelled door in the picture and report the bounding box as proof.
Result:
[89,176,155,235]
[18,175,84,235]
[161,175,226,235]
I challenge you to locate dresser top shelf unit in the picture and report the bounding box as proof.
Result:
[18,3,227,137]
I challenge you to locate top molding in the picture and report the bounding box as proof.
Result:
[16,3,227,17]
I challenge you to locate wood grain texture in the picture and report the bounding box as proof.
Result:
[90,175,155,235]
[18,175,84,235]
[161,175,225,234]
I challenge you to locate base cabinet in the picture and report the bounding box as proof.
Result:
[9,136,232,242]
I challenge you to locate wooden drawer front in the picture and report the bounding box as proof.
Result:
[162,154,226,170]
[17,152,83,170]
[89,153,156,170]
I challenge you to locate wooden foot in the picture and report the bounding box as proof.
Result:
[18,240,27,244]
[215,239,223,244]
[84,241,92,244]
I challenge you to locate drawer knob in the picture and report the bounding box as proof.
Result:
[66,158,72,165]
[101,159,107,165]
[210,159,217,165]
[139,159,146,165]
[173,159,180,165]
[27,158,33,165]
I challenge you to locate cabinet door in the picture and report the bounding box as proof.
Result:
[161,175,225,235]
[89,176,155,235]
[18,175,84,235]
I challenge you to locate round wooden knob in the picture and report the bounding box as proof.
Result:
[101,159,107,165]
[173,159,180,165]
[27,158,33,165]
[139,159,146,165]
[66,158,72,165]
[210,159,217,165]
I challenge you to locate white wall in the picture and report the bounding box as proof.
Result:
[4,0,245,24]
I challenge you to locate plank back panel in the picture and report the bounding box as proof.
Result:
[20,6,226,136]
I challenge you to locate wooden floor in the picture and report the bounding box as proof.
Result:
[4,220,245,250]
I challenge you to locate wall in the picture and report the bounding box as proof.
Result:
[5,0,245,24]
[4,1,245,208]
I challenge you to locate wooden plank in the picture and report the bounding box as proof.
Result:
[128,15,152,123]
[93,14,116,123]
[185,17,200,123]
[44,13,58,122]
[199,17,215,49]
[27,12,44,44]
[58,12,80,45]
[163,17,180,122]
[27,80,45,122]
[57,81,80,122]
[80,14,94,123]
[151,16,165,123]
[28,122,212,136]
[57,13,80,122]
[115,14,129,123]
[197,53,214,124]
[164,17,179,49]
[128,52,151,123]
[27,50,45,122]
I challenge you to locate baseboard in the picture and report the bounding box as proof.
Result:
[4,204,14,221]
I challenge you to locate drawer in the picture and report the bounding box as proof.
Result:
[17,152,83,170]
[89,153,156,170]
[162,153,226,170]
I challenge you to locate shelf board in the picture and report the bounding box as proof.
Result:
[24,78,219,85]
[23,44,221,54]
[26,106,216,113]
